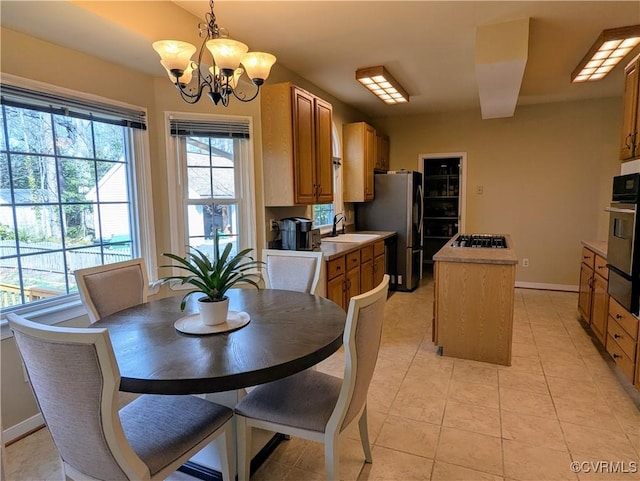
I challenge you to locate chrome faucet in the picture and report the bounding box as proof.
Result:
[331,213,347,237]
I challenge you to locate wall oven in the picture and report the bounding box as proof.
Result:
[607,173,640,314]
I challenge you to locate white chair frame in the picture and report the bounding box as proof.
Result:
[74,258,149,324]
[262,249,324,295]
[7,313,233,481]
[236,275,390,481]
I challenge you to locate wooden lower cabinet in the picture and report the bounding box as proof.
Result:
[434,260,515,366]
[326,240,385,311]
[590,256,609,344]
[606,297,638,384]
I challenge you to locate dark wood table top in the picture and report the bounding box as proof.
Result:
[92,289,346,395]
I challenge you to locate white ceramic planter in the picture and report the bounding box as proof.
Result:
[198,296,229,326]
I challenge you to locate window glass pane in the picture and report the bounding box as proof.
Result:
[0,109,5,150]
[67,246,104,272]
[313,204,334,227]
[0,153,9,189]
[63,204,95,246]
[0,206,16,245]
[21,252,67,299]
[11,155,59,203]
[187,166,212,198]
[5,106,54,155]
[212,167,235,198]
[59,158,96,203]
[0,256,20,307]
[187,203,239,258]
[186,137,210,157]
[97,161,128,202]
[16,205,62,246]
[94,122,125,161]
[53,115,94,158]
[98,203,131,245]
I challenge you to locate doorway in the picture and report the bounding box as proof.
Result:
[419,153,467,270]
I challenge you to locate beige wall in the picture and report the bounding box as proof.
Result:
[375,97,622,287]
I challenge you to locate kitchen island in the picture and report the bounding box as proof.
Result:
[433,233,517,365]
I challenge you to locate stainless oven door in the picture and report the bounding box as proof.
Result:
[606,203,637,276]
[608,267,634,313]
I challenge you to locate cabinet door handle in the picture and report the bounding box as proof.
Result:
[613,353,621,360]
[583,255,591,259]
[597,265,605,270]
[614,333,621,339]
[626,133,634,149]
[616,313,623,320]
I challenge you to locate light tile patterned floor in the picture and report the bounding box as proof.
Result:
[5,275,640,480]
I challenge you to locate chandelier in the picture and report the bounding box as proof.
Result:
[152,0,276,107]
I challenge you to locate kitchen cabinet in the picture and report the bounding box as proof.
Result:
[620,54,640,161]
[261,82,333,206]
[343,122,376,202]
[577,246,609,345]
[325,240,385,311]
[606,297,638,384]
[432,235,517,366]
[423,158,460,264]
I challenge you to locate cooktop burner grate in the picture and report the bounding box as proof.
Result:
[452,234,507,249]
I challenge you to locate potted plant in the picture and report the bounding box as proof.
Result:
[161,233,263,325]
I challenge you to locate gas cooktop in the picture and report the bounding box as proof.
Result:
[452,234,507,249]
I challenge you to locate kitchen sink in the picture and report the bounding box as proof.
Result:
[322,233,381,243]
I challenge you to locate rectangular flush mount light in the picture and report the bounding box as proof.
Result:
[356,66,409,104]
[571,25,640,82]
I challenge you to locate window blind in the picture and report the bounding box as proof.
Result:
[0,83,147,130]
[169,117,250,138]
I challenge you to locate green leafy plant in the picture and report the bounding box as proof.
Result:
[161,234,263,310]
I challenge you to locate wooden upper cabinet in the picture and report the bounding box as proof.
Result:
[261,82,334,206]
[621,55,640,161]
[343,122,377,202]
[375,132,390,171]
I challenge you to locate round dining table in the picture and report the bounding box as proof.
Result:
[92,288,346,395]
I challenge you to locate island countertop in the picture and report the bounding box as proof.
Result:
[433,233,518,265]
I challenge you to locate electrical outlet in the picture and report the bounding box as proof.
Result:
[522,258,529,267]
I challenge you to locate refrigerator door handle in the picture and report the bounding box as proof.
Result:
[417,184,424,238]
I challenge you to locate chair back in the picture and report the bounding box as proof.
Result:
[7,313,149,480]
[75,258,149,324]
[327,275,389,433]
[262,249,323,295]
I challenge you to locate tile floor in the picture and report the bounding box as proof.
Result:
[5,274,640,481]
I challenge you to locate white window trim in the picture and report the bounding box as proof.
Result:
[0,74,157,338]
[163,111,257,288]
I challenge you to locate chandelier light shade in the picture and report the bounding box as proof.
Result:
[356,66,409,104]
[153,0,276,106]
[571,25,640,83]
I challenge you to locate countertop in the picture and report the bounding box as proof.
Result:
[319,231,396,261]
[581,240,607,259]
[433,233,518,265]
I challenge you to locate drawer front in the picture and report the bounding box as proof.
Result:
[327,257,345,280]
[607,316,638,359]
[606,334,636,383]
[360,245,373,263]
[346,252,360,271]
[581,247,595,269]
[608,297,639,340]
[594,254,609,280]
[373,240,385,257]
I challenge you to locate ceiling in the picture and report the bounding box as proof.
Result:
[2,1,639,119]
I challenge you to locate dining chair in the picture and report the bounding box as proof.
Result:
[235,274,390,481]
[7,312,234,481]
[262,249,324,295]
[74,258,149,324]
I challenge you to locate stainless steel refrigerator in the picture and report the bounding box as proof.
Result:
[355,171,423,291]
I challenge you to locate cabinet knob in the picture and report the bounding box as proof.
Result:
[613,353,621,360]
[616,313,622,320]
[614,333,621,339]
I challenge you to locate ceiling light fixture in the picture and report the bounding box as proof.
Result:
[571,25,640,83]
[356,66,409,105]
[152,0,276,106]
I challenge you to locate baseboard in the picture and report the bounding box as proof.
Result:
[3,413,44,445]
[515,281,578,292]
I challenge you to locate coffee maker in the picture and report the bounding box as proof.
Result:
[281,217,320,251]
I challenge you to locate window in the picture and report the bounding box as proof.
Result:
[312,121,341,229]
[313,204,334,227]
[167,114,256,264]
[0,78,154,317]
